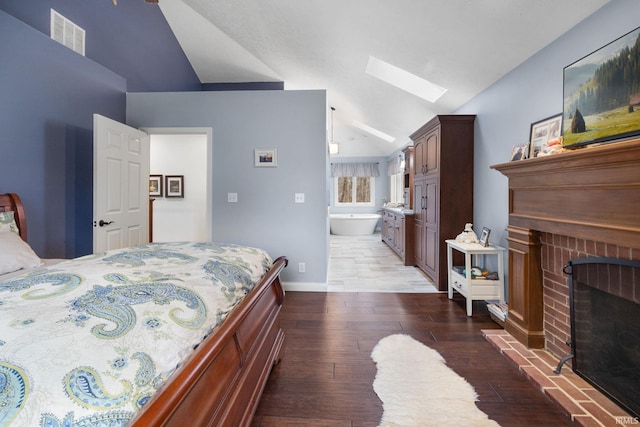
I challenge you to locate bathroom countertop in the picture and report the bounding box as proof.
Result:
[381,206,414,216]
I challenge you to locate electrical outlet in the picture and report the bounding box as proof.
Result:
[227,192,238,203]
[294,193,305,203]
[298,262,306,273]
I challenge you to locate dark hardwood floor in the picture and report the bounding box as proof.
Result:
[252,291,573,426]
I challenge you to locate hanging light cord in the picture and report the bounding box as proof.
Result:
[330,107,335,142]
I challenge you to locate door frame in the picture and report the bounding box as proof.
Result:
[142,127,213,241]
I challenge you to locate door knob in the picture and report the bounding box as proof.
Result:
[98,220,114,227]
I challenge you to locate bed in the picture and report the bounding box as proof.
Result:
[0,193,288,426]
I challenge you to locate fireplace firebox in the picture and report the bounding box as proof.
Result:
[566,257,640,418]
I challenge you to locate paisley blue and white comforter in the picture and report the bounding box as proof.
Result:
[0,242,273,427]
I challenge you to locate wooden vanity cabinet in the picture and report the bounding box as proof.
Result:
[381,208,414,266]
[410,115,475,291]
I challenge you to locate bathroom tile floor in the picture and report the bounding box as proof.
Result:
[327,233,440,292]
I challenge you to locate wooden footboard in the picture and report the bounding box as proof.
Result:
[130,256,288,426]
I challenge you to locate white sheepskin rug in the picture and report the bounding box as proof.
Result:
[371,334,501,427]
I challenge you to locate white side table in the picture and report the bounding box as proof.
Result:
[446,239,505,316]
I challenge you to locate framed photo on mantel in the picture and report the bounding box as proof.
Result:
[529,114,562,158]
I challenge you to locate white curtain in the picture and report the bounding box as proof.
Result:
[387,155,402,176]
[330,162,379,177]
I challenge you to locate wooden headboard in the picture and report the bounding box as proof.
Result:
[0,193,27,242]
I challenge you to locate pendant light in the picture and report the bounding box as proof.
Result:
[328,107,339,154]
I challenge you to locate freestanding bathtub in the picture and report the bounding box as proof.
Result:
[329,213,381,235]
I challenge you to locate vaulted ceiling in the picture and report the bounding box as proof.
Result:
[159,0,609,157]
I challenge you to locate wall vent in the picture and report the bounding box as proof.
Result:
[50,9,85,56]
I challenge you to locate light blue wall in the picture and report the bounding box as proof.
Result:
[0,3,199,259]
[126,90,327,284]
[455,0,640,290]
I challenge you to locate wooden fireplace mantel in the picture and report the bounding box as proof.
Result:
[491,138,640,348]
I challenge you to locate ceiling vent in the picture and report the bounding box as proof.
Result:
[50,9,85,56]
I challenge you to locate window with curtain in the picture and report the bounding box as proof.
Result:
[331,163,378,206]
[388,155,404,204]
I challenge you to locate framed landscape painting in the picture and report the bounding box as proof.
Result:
[562,26,640,149]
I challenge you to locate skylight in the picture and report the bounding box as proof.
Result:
[366,56,447,103]
[352,120,395,143]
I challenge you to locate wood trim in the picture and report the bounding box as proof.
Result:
[492,138,640,247]
[493,138,640,348]
[129,256,288,426]
[504,226,544,348]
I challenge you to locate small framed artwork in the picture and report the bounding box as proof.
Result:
[529,114,562,158]
[479,227,491,247]
[149,175,163,197]
[510,144,529,161]
[255,148,278,167]
[165,175,184,198]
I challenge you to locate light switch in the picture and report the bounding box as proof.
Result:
[228,192,238,203]
[294,193,305,203]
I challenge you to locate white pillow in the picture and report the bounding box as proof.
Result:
[0,231,42,275]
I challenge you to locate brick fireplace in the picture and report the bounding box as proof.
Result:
[540,233,640,359]
[490,139,640,423]
[492,137,640,353]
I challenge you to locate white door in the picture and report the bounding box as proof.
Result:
[93,114,150,253]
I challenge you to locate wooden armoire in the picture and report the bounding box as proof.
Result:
[410,115,475,291]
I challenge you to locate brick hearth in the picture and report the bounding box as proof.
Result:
[483,329,635,426]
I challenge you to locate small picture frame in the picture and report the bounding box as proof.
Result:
[255,148,278,167]
[529,114,562,158]
[510,144,529,161]
[149,175,163,197]
[165,175,184,198]
[479,227,491,247]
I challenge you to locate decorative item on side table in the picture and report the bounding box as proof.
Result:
[255,148,278,167]
[529,114,562,158]
[509,144,529,161]
[149,174,163,197]
[455,223,478,243]
[479,227,491,247]
[165,175,184,198]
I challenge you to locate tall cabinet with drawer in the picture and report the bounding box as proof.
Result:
[410,115,475,291]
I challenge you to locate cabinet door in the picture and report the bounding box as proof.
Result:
[414,220,424,267]
[425,179,438,227]
[414,138,426,176]
[425,225,438,277]
[424,126,439,175]
[413,180,425,224]
[395,216,404,254]
[383,212,393,243]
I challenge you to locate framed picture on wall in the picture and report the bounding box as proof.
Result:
[165,175,184,198]
[149,175,163,197]
[254,148,278,167]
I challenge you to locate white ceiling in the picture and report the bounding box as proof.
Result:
[159,0,609,158]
